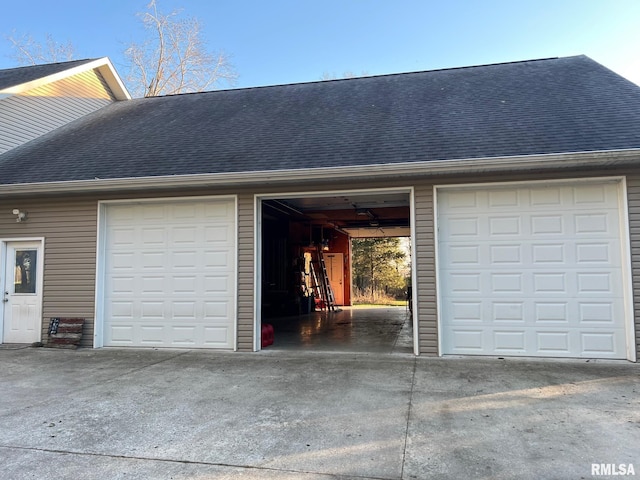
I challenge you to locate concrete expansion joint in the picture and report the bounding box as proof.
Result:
[400,356,418,479]
[0,444,396,479]
[97,350,193,385]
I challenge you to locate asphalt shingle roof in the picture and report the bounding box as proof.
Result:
[1,55,640,186]
[0,58,98,91]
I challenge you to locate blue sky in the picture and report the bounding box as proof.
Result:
[1,0,639,89]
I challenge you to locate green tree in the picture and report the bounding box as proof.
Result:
[352,237,408,302]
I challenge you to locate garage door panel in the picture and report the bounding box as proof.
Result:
[109,325,134,344]
[536,331,570,354]
[140,276,166,294]
[444,239,622,267]
[103,199,236,349]
[581,332,620,355]
[493,302,524,322]
[172,326,197,345]
[494,330,526,352]
[447,296,623,326]
[204,225,234,244]
[203,326,232,346]
[204,275,232,293]
[438,182,630,359]
[445,325,626,358]
[140,325,164,344]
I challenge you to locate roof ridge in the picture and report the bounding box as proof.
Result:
[151,55,582,99]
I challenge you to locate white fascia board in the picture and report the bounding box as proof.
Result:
[1,148,640,197]
[0,57,131,100]
[95,58,131,100]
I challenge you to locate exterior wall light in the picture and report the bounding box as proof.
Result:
[12,209,27,222]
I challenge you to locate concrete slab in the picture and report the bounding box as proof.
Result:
[0,348,638,479]
[0,347,188,417]
[404,357,640,480]
[267,306,413,354]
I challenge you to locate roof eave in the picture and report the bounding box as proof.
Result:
[1,149,639,197]
[0,57,131,100]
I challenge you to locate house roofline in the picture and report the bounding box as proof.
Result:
[1,149,639,197]
[0,57,131,100]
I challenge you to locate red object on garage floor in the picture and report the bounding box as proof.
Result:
[261,323,274,348]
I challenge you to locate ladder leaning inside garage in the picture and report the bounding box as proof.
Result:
[309,249,337,312]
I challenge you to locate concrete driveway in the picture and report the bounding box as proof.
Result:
[0,346,638,480]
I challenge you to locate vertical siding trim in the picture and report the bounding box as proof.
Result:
[414,183,438,355]
[410,187,419,355]
[619,177,637,362]
[94,202,106,348]
[626,175,640,361]
[236,194,256,351]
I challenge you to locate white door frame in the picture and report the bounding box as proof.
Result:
[433,176,636,361]
[0,237,45,344]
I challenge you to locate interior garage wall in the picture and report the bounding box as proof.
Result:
[0,197,98,347]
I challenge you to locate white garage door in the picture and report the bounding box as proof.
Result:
[437,181,630,359]
[102,198,236,349]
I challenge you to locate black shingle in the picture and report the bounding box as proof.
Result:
[1,55,640,185]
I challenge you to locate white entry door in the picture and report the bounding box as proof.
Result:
[325,253,344,305]
[2,241,42,343]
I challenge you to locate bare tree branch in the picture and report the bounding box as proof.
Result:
[125,0,237,97]
[4,1,236,97]
[6,31,75,65]
[320,70,369,81]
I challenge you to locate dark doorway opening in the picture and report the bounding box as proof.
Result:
[259,190,414,353]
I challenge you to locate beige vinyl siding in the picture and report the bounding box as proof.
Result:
[1,168,637,358]
[414,183,438,355]
[237,194,256,351]
[0,69,115,155]
[0,197,98,347]
[626,174,640,358]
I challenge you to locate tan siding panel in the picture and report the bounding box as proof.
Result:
[413,183,438,355]
[0,69,114,155]
[236,194,255,351]
[0,197,98,347]
[2,171,635,358]
[626,175,640,359]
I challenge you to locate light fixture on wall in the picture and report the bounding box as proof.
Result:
[12,209,27,222]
